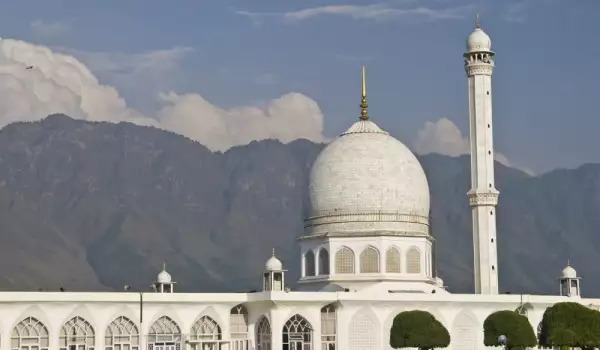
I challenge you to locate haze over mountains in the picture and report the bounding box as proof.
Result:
[0,114,597,296]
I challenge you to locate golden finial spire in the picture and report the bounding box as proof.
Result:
[476,13,481,29]
[359,65,369,121]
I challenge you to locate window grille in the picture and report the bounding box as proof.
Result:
[12,317,50,350]
[349,315,377,350]
[59,316,95,350]
[105,316,139,350]
[320,305,336,350]
[386,247,401,273]
[406,247,421,274]
[359,246,379,273]
[256,316,271,350]
[335,247,354,274]
[283,315,313,350]
[230,305,248,350]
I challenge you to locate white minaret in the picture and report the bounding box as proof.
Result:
[464,15,499,295]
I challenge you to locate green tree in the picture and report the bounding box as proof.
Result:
[390,310,450,350]
[538,302,600,349]
[483,310,537,350]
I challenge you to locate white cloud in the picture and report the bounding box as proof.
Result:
[30,20,71,38]
[157,92,324,151]
[235,3,472,23]
[414,118,534,175]
[0,38,325,151]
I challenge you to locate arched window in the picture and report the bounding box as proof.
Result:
[304,250,316,276]
[230,305,248,350]
[60,316,95,350]
[359,246,380,273]
[386,247,401,273]
[147,316,182,350]
[190,316,221,350]
[406,247,421,274]
[105,316,139,350]
[12,317,49,350]
[335,247,354,274]
[256,316,271,350]
[321,305,336,350]
[282,315,313,350]
[318,248,330,275]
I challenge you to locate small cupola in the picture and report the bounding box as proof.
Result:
[263,249,286,291]
[152,262,176,293]
[558,261,581,298]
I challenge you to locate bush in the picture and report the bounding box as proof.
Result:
[483,310,537,349]
[539,302,600,349]
[390,310,450,350]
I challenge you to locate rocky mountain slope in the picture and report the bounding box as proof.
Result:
[0,114,597,296]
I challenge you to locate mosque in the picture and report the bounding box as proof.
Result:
[0,18,592,350]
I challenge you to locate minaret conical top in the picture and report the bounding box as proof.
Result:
[359,65,369,121]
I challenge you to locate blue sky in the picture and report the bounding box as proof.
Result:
[0,0,598,173]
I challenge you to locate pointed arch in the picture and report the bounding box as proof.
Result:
[406,247,421,274]
[190,315,221,344]
[230,305,248,350]
[335,247,354,274]
[359,246,380,273]
[349,310,379,350]
[256,316,271,350]
[12,317,50,350]
[386,247,401,273]
[451,311,478,350]
[283,315,313,350]
[304,250,316,276]
[147,316,182,347]
[59,316,95,350]
[321,305,336,350]
[318,248,330,275]
[105,316,139,350]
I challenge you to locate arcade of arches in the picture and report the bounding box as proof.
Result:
[303,246,425,277]
[7,305,337,350]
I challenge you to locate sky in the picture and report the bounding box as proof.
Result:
[0,0,598,174]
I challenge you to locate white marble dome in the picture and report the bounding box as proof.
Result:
[561,265,577,279]
[157,269,172,284]
[467,27,491,52]
[265,254,283,271]
[305,119,430,235]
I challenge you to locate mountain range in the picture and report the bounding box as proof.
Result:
[0,114,597,296]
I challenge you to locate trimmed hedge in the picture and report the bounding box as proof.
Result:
[390,310,450,350]
[539,302,600,349]
[483,310,537,349]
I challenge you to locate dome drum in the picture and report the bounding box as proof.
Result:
[304,212,429,237]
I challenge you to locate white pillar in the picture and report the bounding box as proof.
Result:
[464,19,499,295]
